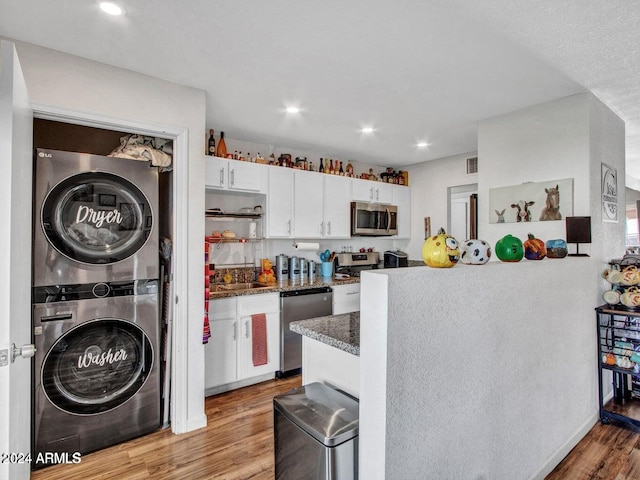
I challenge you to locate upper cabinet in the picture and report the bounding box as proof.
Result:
[266,167,294,238]
[293,170,324,238]
[352,177,394,204]
[323,175,352,238]
[205,156,266,193]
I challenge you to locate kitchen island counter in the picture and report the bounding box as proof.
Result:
[290,312,360,356]
[290,312,361,398]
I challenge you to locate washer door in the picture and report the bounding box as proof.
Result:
[42,319,154,415]
[41,171,153,265]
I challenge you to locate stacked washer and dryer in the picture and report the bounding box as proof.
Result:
[32,148,162,466]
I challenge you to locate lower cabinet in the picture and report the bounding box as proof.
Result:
[332,283,360,314]
[205,293,280,392]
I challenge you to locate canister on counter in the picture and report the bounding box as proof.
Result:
[308,260,316,281]
[300,259,307,278]
[275,254,289,281]
[289,256,300,281]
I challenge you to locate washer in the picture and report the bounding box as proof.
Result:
[33,148,159,287]
[32,280,160,467]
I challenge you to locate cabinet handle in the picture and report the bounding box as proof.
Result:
[346,291,359,295]
[245,320,250,339]
[220,168,224,186]
[320,222,324,236]
[375,188,379,201]
[233,321,237,341]
[369,187,374,201]
[230,169,235,187]
[287,219,292,235]
[327,221,331,235]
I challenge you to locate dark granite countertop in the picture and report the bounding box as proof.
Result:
[290,312,360,356]
[209,276,359,299]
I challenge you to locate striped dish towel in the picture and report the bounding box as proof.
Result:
[251,313,268,366]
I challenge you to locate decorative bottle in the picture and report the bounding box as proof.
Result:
[216,131,227,158]
[319,158,324,173]
[208,129,216,156]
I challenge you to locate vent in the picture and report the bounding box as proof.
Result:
[466,156,478,175]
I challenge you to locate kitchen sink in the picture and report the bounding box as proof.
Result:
[210,282,272,294]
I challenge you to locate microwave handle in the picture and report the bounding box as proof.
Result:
[386,207,391,233]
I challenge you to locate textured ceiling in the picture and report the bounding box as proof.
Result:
[1,1,638,179]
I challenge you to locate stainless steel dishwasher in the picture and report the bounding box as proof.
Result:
[277,287,332,377]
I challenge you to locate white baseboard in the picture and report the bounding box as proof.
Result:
[529,412,599,480]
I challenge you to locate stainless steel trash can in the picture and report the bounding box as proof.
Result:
[274,382,359,480]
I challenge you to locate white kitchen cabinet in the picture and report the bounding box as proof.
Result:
[266,167,294,238]
[323,175,352,238]
[352,177,394,204]
[237,293,280,379]
[293,170,324,238]
[392,185,411,239]
[205,156,266,193]
[204,293,280,391]
[332,283,361,314]
[204,297,237,389]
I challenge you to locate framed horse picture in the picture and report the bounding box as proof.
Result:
[489,178,574,224]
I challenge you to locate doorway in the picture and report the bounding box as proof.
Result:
[448,184,478,242]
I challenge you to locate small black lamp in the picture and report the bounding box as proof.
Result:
[566,216,591,257]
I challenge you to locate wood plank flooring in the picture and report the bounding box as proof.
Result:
[30,375,640,479]
[31,375,301,480]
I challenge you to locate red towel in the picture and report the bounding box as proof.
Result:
[251,313,268,366]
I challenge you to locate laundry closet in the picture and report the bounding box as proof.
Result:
[30,119,173,466]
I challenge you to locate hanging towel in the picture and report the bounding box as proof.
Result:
[251,313,268,366]
[203,311,211,344]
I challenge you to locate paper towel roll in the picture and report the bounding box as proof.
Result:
[295,242,320,251]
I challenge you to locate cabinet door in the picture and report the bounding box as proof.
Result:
[323,175,352,238]
[266,167,294,238]
[294,170,324,238]
[204,156,227,189]
[228,161,265,193]
[393,185,411,239]
[238,311,280,379]
[374,182,394,204]
[237,293,280,379]
[332,283,360,314]
[204,297,238,389]
[352,178,374,202]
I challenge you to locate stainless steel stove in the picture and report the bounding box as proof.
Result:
[335,251,380,276]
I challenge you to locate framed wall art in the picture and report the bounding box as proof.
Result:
[601,163,618,223]
[488,178,574,224]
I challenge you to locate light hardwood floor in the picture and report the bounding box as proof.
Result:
[30,376,640,479]
[31,376,301,480]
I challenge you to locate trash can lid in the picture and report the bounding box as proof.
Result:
[274,382,359,447]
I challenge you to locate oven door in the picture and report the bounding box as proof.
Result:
[351,202,397,236]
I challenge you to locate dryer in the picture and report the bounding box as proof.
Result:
[33,148,158,287]
[32,279,160,468]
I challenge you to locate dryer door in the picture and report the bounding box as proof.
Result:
[41,171,153,265]
[41,319,154,415]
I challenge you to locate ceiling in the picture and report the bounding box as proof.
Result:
[2,1,640,179]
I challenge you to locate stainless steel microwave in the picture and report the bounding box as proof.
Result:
[351,202,398,236]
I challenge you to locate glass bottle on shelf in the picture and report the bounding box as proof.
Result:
[208,129,216,156]
[339,161,344,175]
[319,158,324,173]
[216,131,227,158]
[329,159,334,175]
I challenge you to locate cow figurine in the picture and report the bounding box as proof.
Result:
[510,200,535,222]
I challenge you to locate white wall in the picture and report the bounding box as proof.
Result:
[9,39,208,433]
[477,93,625,261]
[404,152,478,260]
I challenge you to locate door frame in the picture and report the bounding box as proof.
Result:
[32,103,190,433]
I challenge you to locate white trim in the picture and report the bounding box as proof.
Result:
[32,103,190,435]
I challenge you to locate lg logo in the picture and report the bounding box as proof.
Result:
[38,152,52,158]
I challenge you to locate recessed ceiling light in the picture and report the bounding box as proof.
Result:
[285,106,301,114]
[99,2,125,16]
[360,127,374,134]
[416,141,429,148]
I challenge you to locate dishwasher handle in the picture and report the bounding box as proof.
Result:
[279,287,332,298]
